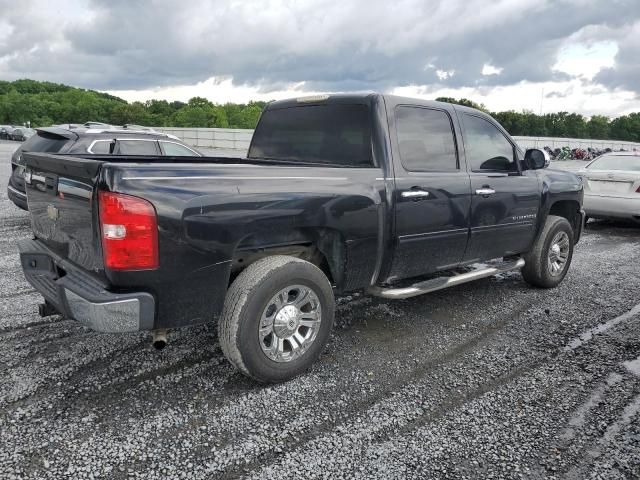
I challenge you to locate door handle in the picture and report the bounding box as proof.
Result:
[401,190,430,199]
[475,188,496,196]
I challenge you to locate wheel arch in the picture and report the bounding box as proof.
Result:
[548,199,582,241]
[231,227,346,288]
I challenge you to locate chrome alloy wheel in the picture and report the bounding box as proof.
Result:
[259,285,322,363]
[547,231,570,277]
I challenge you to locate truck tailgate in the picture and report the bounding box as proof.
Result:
[24,152,104,273]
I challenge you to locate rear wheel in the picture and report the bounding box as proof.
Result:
[522,215,574,288]
[219,255,334,383]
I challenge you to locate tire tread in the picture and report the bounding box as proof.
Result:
[218,255,330,381]
[522,215,574,288]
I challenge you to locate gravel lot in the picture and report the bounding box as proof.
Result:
[0,140,639,479]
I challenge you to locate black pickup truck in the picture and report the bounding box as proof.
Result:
[19,94,584,382]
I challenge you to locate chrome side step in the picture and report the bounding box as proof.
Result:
[367,258,525,300]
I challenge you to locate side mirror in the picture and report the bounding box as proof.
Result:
[524,148,550,170]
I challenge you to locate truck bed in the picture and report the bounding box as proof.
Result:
[23,152,386,329]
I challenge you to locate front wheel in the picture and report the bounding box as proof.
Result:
[219,255,334,383]
[522,215,574,288]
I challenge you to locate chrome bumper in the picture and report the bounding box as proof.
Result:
[18,239,155,332]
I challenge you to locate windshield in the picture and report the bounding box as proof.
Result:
[22,132,72,153]
[248,104,373,167]
[587,154,640,172]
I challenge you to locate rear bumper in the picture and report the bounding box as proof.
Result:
[584,194,640,220]
[18,239,155,332]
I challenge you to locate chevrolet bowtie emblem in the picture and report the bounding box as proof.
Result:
[47,204,59,221]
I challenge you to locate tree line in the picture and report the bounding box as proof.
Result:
[0,79,266,130]
[435,97,640,143]
[0,80,638,142]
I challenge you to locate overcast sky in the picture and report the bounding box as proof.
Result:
[1,0,639,116]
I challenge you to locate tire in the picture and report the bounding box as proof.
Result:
[521,215,574,288]
[219,255,334,383]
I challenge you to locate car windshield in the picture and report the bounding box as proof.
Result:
[587,155,640,172]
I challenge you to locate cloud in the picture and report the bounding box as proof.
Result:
[0,0,639,103]
[594,20,640,93]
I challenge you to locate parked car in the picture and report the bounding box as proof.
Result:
[18,94,584,383]
[7,126,201,210]
[0,125,16,140]
[579,152,640,223]
[10,128,36,141]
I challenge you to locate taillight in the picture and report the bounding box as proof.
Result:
[636,185,640,193]
[98,191,158,270]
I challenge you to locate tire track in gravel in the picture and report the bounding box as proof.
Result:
[3,282,545,480]
[244,308,640,480]
[231,251,640,478]
[0,315,67,336]
[10,244,639,480]
[143,287,588,478]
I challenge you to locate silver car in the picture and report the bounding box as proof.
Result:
[578,152,640,223]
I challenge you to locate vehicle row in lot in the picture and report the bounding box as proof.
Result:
[579,152,640,224]
[1,125,36,141]
[7,125,202,210]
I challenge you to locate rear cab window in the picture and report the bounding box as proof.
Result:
[248,104,373,167]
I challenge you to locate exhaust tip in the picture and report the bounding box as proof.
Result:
[152,329,168,350]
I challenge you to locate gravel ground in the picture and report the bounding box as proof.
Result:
[0,140,639,479]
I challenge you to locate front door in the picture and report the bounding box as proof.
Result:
[458,112,540,262]
[386,104,471,281]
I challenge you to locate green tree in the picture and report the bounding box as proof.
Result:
[587,115,610,140]
[435,97,488,112]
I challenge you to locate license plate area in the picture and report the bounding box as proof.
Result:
[588,180,631,194]
[20,253,59,279]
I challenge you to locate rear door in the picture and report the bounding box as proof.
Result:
[386,104,471,281]
[24,153,104,272]
[458,112,540,262]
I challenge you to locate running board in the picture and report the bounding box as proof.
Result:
[367,258,525,300]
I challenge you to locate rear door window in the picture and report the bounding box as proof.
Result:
[159,141,199,156]
[248,104,373,167]
[395,106,458,171]
[115,140,160,155]
[88,140,114,154]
